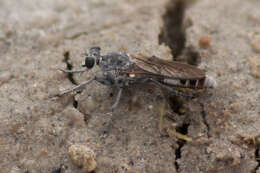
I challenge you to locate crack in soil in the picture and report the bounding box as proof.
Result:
[63,51,79,109]
[159,1,189,171]
[174,123,190,171]
[200,103,210,137]
[159,1,206,171]
[63,51,78,85]
[168,96,185,115]
[254,148,260,173]
[159,0,186,60]
[185,46,201,66]
[73,99,78,109]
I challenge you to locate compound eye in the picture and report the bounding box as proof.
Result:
[84,57,95,69]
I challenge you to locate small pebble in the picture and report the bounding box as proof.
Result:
[230,103,240,113]
[233,82,239,89]
[0,71,12,86]
[40,149,47,157]
[249,56,260,78]
[5,30,13,38]
[251,36,260,53]
[68,144,97,173]
[223,111,231,119]
[199,35,211,47]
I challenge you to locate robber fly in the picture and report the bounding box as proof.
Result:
[56,47,216,133]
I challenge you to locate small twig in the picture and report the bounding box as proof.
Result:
[167,128,192,142]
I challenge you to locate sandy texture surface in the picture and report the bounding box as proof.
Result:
[0,0,259,173]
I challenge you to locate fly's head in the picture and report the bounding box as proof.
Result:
[82,46,101,69]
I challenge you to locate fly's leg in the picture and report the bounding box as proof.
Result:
[55,77,96,97]
[55,76,113,97]
[164,87,194,100]
[104,88,123,133]
[148,78,194,100]
[58,68,87,73]
[95,77,114,86]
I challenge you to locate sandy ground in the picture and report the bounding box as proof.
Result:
[0,0,260,173]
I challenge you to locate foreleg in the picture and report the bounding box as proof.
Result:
[58,68,87,73]
[55,77,95,97]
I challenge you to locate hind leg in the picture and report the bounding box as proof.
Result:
[146,78,194,99]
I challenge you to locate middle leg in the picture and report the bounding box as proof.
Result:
[104,87,123,133]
